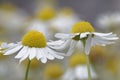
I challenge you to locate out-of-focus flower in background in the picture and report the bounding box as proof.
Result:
[43,63,64,80]
[49,7,80,33]
[96,12,120,32]
[62,53,97,80]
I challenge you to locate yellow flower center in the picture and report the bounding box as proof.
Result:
[69,53,87,68]
[22,30,46,48]
[71,21,95,33]
[44,63,63,79]
[60,7,74,16]
[36,7,56,20]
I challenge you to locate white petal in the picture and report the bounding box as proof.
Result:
[29,48,36,60]
[4,45,22,55]
[36,48,43,60]
[15,46,28,59]
[19,48,30,63]
[66,40,77,56]
[48,40,71,51]
[93,32,113,36]
[85,35,92,55]
[41,57,47,63]
[80,32,90,38]
[44,48,55,60]
[47,40,65,46]
[46,47,64,59]
[55,33,75,39]
[92,35,116,46]
[40,48,47,63]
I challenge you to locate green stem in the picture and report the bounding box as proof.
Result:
[86,55,91,80]
[24,59,31,80]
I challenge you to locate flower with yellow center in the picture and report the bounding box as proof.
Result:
[69,53,87,68]
[62,53,97,80]
[49,7,79,33]
[36,7,56,21]
[1,30,64,63]
[44,63,63,79]
[48,21,118,55]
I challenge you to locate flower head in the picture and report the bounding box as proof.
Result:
[44,63,63,79]
[49,7,79,33]
[71,21,95,33]
[22,30,46,48]
[1,30,64,63]
[36,7,56,20]
[69,53,87,68]
[48,21,119,56]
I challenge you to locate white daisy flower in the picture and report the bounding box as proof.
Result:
[48,21,119,55]
[1,30,64,63]
[62,65,97,80]
[0,8,28,31]
[49,8,79,33]
[96,12,120,30]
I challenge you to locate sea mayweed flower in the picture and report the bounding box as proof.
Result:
[1,30,64,63]
[48,21,119,56]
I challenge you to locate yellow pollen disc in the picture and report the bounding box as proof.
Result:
[36,7,56,20]
[71,21,95,33]
[22,30,46,48]
[69,53,87,68]
[44,63,63,79]
[60,7,74,16]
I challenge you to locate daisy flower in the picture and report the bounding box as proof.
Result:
[62,53,97,80]
[44,63,63,79]
[49,7,80,33]
[48,21,119,56]
[1,30,64,63]
[96,12,120,31]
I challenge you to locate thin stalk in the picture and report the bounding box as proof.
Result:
[86,55,91,80]
[24,59,31,80]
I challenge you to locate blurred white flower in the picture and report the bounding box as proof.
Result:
[50,13,79,33]
[96,12,120,30]
[62,65,97,80]
[0,8,28,31]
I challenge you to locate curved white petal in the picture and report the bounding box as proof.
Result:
[40,48,47,63]
[66,40,77,56]
[29,47,36,60]
[93,32,113,36]
[55,33,75,39]
[48,40,71,51]
[44,48,55,60]
[4,45,22,55]
[91,35,117,47]
[36,48,42,60]
[47,40,65,46]
[15,46,28,59]
[46,47,64,59]
[85,35,92,55]
[19,48,30,63]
